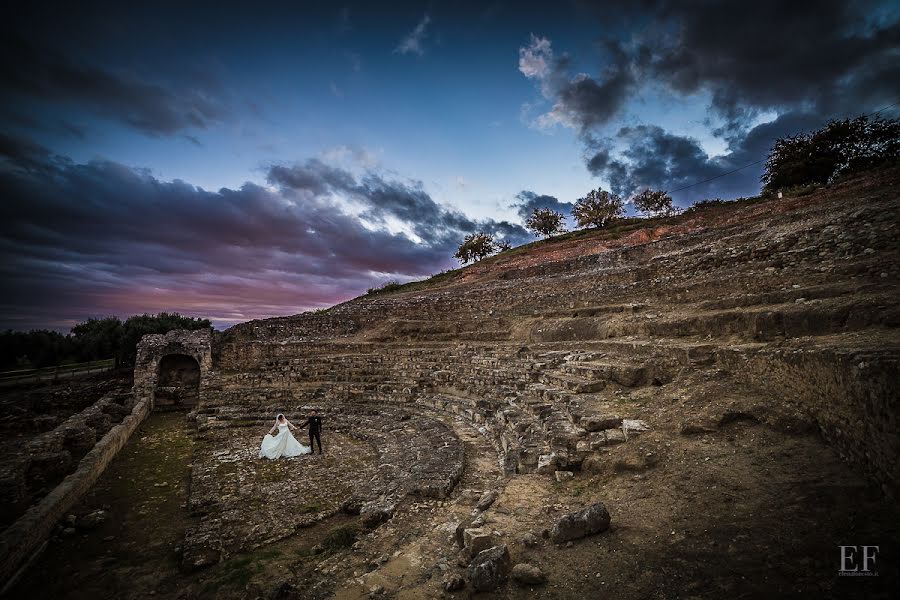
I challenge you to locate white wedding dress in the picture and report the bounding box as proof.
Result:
[259,423,311,459]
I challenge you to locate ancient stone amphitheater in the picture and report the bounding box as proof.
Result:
[7,170,897,599]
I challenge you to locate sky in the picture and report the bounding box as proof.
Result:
[2,0,899,331]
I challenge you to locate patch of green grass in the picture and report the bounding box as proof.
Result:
[366,280,404,295]
[321,523,358,551]
[202,547,284,593]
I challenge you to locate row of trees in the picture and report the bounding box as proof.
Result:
[0,313,211,371]
[455,187,675,264]
[455,116,899,265]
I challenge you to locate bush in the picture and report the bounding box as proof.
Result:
[572,189,624,228]
[526,208,566,238]
[762,116,900,192]
[366,280,404,295]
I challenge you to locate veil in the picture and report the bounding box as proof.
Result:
[273,413,284,428]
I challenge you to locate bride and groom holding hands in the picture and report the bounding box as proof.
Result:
[259,410,324,459]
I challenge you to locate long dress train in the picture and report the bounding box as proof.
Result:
[259,423,311,459]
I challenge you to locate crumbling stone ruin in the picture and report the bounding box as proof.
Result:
[4,169,898,598]
[169,172,899,595]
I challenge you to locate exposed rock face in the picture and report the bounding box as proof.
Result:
[551,502,612,543]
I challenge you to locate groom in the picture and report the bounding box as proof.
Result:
[299,409,324,454]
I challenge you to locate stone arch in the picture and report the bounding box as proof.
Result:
[155,353,201,410]
[133,329,213,411]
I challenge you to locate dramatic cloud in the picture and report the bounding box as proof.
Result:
[395,14,432,56]
[0,36,228,137]
[521,0,900,199]
[519,35,635,132]
[0,140,527,331]
[645,0,900,129]
[586,111,826,202]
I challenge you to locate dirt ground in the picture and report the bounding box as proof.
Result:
[7,402,896,600]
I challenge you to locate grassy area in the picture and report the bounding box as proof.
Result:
[0,358,115,375]
[0,358,115,384]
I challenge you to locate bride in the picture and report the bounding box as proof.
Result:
[259,413,311,459]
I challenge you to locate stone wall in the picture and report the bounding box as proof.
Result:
[0,389,133,518]
[719,345,900,497]
[0,391,152,589]
[0,329,215,590]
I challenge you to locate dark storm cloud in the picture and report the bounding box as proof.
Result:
[511,191,574,221]
[586,111,826,202]
[519,35,636,132]
[0,132,51,165]
[523,0,900,197]
[0,145,528,330]
[0,36,228,137]
[645,0,900,127]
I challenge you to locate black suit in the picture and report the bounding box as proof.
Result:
[300,416,323,453]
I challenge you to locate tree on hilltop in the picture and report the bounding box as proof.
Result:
[762,116,900,192]
[572,188,625,228]
[632,189,675,218]
[455,232,497,264]
[525,207,566,238]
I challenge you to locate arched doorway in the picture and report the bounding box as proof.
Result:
[155,354,201,410]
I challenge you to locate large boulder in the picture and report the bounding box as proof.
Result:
[550,502,611,544]
[469,544,511,591]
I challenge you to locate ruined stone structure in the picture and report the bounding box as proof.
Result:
[125,170,899,596]
[133,329,213,411]
[14,170,895,597]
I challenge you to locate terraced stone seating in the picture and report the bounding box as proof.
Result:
[133,169,899,582]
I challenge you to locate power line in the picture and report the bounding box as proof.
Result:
[669,158,765,193]
[666,99,900,195]
[869,99,900,115]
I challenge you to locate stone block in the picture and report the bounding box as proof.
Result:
[554,470,574,482]
[536,453,558,474]
[581,415,623,432]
